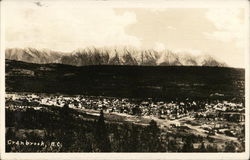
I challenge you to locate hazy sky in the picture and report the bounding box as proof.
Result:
[3,1,248,68]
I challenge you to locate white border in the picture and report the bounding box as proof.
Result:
[0,0,249,159]
[0,0,6,159]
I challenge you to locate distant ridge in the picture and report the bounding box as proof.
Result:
[5,47,227,67]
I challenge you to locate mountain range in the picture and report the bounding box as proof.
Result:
[5,47,227,67]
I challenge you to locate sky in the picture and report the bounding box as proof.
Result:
[3,0,248,68]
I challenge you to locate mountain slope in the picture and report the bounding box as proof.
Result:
[5,48,227,67]
[6,59,244,101]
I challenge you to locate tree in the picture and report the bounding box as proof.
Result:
[206,144,218,152]
[132,106,142,116]
[168,139,178,152]
[59,102,74,151]
[182,138,194,152]
[200,142,206,152]
[6,128,15,140]
[94,110,111,152]
[145,120,162,152]
[129,124,139,152]
[225,141,236,152]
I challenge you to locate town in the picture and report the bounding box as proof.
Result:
[6,92,245,152]
[6,93,245,121]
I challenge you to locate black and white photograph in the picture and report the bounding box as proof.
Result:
[0,0,249,159]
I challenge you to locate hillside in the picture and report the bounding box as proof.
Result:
[5,59,244,101]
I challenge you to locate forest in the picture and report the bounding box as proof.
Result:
[6,104,239,152]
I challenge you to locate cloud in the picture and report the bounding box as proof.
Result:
[174,48,203,56]
[5,1,141,52]
[167,26,176,30]
[149,8,167,13]
[4,3,246,68]
[153,42,166,52]
[204,8,244,48]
